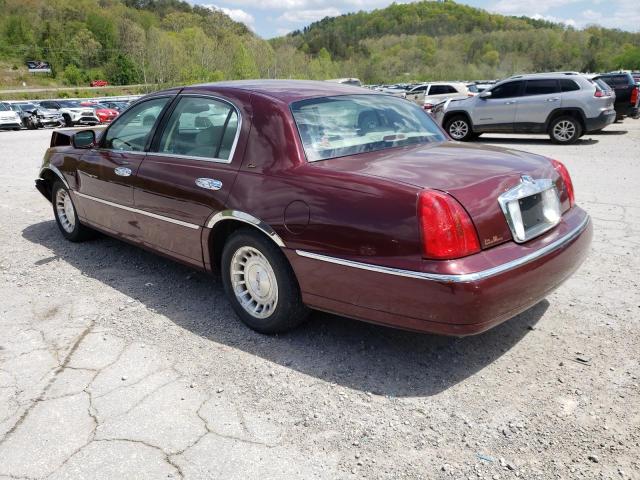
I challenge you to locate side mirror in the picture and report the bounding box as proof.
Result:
[73,130,96,149]
[479,91,492,99]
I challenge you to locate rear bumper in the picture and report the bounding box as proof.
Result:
[288,207,592,336]
[76,116,100,125]
[584,110,616,132]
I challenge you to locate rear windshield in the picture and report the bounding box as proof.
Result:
[291,94,445,162]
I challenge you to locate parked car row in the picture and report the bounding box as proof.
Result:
[0,97,137,130]
[0,101,64,130]
[365,80,498,109]
[429,71,638,144]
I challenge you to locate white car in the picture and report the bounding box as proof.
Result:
[36,100,100,127]
[325,78,362,87]
[404,82,471,108]
[0,103,22,130]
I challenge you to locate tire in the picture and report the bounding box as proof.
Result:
[548,116,582,144]
[63,114,73,127]
[445,115,474,141]
[51,180,95,242]
[221,228,310,334]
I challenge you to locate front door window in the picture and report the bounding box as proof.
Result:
[102,98,169,152]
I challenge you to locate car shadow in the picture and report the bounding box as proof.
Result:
[478,136,599,146]
[587,129,628,135]
[23,220,548,397]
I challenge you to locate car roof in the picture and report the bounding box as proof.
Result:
[184,79,374,103]
[508,72,582,80]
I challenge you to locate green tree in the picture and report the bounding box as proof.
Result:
[614,45,640,70]
[232,43,259,79]
[62,64,84,86]
[106,54,140,85]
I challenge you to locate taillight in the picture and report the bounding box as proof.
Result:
[631,86,638,105]
[423,103,433,110]
[594,89,605,97]
[550,159,575,207]
[418,190,480,260]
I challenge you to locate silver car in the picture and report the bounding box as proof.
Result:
[433,73,616,144]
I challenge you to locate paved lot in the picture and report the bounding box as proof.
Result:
[0,123,639,479]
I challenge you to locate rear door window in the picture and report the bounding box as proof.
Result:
[560,79,580,92]
[524,79,559,95]
[429,85,458,95]
[155,96,240,161]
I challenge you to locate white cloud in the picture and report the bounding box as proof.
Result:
[530,13,576,27]
[585,0,640,31]
[207,0,409,9]
[276,27,292,36]
[490,0,580,15]
[205,4,256,29]
[279,8,342,23]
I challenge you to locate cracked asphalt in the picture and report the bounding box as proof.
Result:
[0,121,639,479]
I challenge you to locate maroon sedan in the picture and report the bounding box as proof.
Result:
[35,80,592,335]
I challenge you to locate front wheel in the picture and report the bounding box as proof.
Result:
[445,115,475,141]
[549,116,582,144]
[51,181,96,242]
[221,229,309,334]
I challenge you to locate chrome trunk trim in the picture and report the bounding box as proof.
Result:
[296,214,589,284]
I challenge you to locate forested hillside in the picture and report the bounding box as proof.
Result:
[1,0,639,88]
[0,0,275,87]
[277,1,640,83]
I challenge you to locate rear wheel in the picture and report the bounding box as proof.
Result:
[221,229,309,334]
[445,115,474,141]
[549,116,582,144]
[51,180,95,242]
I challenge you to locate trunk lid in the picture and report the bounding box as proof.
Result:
[313,141,562,249]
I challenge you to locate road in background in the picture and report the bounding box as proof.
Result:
[0,84,151,95]
[0,124,638,479]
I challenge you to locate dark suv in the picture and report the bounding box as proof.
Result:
[594,72,639,119]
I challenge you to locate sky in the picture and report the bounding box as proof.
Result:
[194,0,640,39]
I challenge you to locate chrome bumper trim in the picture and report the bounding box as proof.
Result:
[296,214,590,284]
[74,191,200,230]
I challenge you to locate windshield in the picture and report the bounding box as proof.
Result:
[59,101,80,108]
[291,94,446,162]
[17,103,37,110]
[0,103,9,111]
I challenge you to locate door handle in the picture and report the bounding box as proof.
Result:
[114,167,132,177]
[546,97,560,102]
[195,178,223,190]
[505,100,517,105]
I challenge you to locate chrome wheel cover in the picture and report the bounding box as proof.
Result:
[553,120,576,142]
[55,189,76,233]
[230,246,278,319]
[449,120,469,140]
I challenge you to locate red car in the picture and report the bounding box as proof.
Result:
[34,81,592,335]
[90,80,108,87]
[80,102,119,123]
[93,103,119,123]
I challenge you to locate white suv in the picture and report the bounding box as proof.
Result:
[433,73,616,144]
[404,82,469,107]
